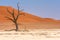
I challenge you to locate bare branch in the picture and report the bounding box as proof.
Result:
[12,9,16,20]
[5,16,15,23]
[15,3,25,21]
[17,2,20,14]
[6,8,13,15]
[15,14,20,21]
[14,2,20,21]
[7,8,16,20]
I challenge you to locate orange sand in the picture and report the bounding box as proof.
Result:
[0,6,60,31]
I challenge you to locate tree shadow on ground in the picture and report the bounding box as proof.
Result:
[5,29,29,32]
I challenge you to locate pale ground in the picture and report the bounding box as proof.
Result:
[0,29,60,40]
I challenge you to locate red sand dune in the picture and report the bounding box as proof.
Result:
[0,6,60,31]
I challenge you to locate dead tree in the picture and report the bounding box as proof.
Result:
[5,2,24,31]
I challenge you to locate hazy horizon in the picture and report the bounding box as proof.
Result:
[0,0,60,20]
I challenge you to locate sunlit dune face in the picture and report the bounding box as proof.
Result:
[0,6,60,31]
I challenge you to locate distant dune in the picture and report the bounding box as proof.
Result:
[0,6,60,31]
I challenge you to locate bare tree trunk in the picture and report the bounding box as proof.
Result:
[15,22,18,31]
